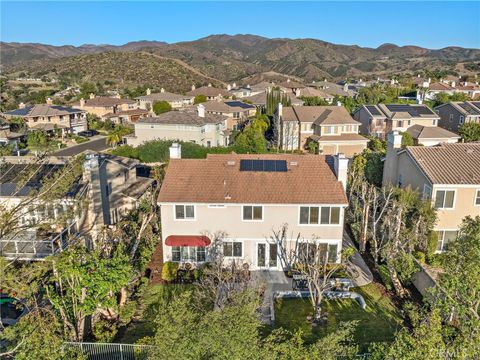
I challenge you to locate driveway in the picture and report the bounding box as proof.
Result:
[54,136,109,156]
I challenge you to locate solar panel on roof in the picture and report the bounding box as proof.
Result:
[366,105,381,116]
[239,159,288,172]
[458,102,480,115]
[225,101,253,109]
[385,104,435,117]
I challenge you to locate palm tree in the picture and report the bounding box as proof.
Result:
[106,130,123,148]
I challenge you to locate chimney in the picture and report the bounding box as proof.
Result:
[89,93,95,99]
[197,104,205,118]
[80,98,85,107]
[46,97,53,105]
[451,81,456,88]
[333,153,348,191]
[169,143,182,159]
[464,81,468,86]
[277,102,283,118]
[336,101,342,107]
[232,82,236,88]
[146,88,151,95]
[295,88,301,97]
[382,131,403,186]
[161,88,165,93]
[227,84,232,91]
[416,98,423,105]
[208,83,212,87]
[191,84,196,91]
[18,102,25,109]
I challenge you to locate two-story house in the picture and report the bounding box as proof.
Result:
[353,103,441,141]
[2,100,87,134]
[435,101,480,134]
[200,100,257,130]
[74,94,138,118]
[126,105,229,147]
[136,88,194,111]
[382,132,480,252]
[276,104,368,156]
[158,148,349,270]
[187,84,230,101]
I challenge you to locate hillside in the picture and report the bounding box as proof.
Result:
[2,34,480,82]
[6,51,224,93]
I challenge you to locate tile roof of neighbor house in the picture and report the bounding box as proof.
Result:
[3,104,85,117]
[200,100,256,113]
[136,91,194,102]
[405,124,460,140]
[250,81,275,92]
[81,97,136,107]
[244,92,304,106]
[103,109,150,118]
[406,143,480,185]
[310,133,368,142]
[298,87,334,99]
[428,82,453,91]
[278,80,306,89]
[186,86,230,97]
[137,110,227,126]
[282,106,360,125]
[361,104,439,120]
[158,153,347,204]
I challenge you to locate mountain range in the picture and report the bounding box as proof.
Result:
[2,34,479,86]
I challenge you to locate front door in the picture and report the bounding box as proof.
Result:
[256,243,278,269]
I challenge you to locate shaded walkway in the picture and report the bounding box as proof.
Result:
[343,232,373,287]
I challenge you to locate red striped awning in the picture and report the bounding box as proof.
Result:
[165,235,211,247]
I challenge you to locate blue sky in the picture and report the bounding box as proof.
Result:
[1,1,479,49]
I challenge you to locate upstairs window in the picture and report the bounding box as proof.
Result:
[475,190,480,206]
[175,205,195,220]
[243,206,263,221]
[434,190,455,209]
[459,116,464,124]
[300,206,340,225]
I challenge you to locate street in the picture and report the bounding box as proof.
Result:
[54,136,109,156]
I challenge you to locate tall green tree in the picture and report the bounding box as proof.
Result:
[458,122,480,142]
[234,116,268,153]
[27,130,50,154]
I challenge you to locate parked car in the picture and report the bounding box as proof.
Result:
[77,130,98,137]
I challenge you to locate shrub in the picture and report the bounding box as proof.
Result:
[413,251,426,264]
[161,261,179,282]
[153,101,172,115]
[378,264,393,291]
[392,253,418,285]
[193,95,207,104]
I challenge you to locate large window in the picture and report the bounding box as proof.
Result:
[475,190,480,206]
[300,206,340,225]
[172,246,206,262]
[223,241,242,257]
[175,205,195,220]
[298,243,338,263]
[436,230,458,252]
[243,206,263,221]
[434,190,455,209]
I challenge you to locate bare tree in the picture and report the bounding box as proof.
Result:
[269,224,354,323]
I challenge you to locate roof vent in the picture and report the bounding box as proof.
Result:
[466,149,474,154]
[224,194,231,200]
[227,160,236,166]
[290,161,298,166]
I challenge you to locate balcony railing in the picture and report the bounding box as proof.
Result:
[0,220,78,260]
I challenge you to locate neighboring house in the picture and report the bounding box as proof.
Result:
[353,103,440,140]
[244,90,304,108]
[227,83,252,98]
[308,79,356,98]
[199,100,257,130]
[276,104,368,156]
[249,81,275,95]
[435,101,480,134]
[424,82,455,100]
[0,123,24,149]
[126,105,229,147]
[424,81,480,101]
[103,109,150,124]
[383,133,480,252]
[158,148,349,270]
[0,152,154,260]
[405,124,459,146]
[297,87,334,104]
[74,94,138,118]
[277,79,305,97]
[187,84,230,101]
[1,100,87,134]
[136,88,194,111]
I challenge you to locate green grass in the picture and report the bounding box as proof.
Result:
[274,283,403,351]
[116,284,192,344]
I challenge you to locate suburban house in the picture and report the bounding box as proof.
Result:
[308,79,356,98]
[382,133,480,252]
[353,103,440,140]
[1,100,87,134]
[103,109,150,124]
[227,83,253,98]
[0,153,154,260]
[136,88,194,110]
[126,105,229,147]
[199,100,257,130]
[187,84,230,101]
[158,148,349,270]
[404,125,459,146]
[277,79,305,97]
[425,81,480,100]
[244,90,304,108]
[74,94,138,118]
[0,122,24,149]
[297,86,335,104]
[276,104,368,156]
[435,101,480,134]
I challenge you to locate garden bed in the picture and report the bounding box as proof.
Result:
[273,282,403,351]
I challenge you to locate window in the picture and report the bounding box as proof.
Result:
[175,205,195,220]
[434,190,455,209]
[436,230,458,252]
[475,190,480,206]
[397,120,403,128]
[449,114,454,121]
[172,246,206,262]
[299,206,340,225]
[223,241,242,257]
[243,206,263,221]
[459,116,464,124]
[298,243,338,263]
[233,112,240,119]
[423,184,432,200]
[207,141,211,147]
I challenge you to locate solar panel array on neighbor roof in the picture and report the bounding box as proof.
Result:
[239,159,288,172]
[458,102,480,115]
[366,105,382,116]
[385,104,434,116]
[225,101,253,109]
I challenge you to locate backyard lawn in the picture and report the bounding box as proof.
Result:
[274,282,403,351]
